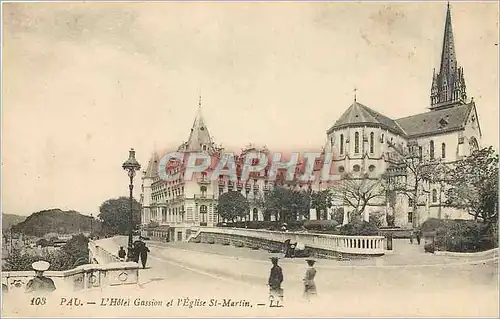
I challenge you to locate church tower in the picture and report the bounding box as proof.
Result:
[430,3,468,110]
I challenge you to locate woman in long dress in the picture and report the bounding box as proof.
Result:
[303,259,317,301]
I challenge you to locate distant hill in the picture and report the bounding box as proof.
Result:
[2,214,27,231]
[11,209,100,237]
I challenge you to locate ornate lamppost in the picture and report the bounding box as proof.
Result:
[122,148,141,261]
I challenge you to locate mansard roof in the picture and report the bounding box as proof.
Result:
[395,102,474,138]
[328,101,406,135]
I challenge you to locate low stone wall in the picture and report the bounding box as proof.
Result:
[189,228,385,257]
[88,240,121,264]
[2,262,139,294]
[434,248,499,258]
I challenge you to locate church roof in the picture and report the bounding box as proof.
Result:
[395,102,474,138]
[328,101,405,135]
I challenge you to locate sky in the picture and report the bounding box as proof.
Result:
[2,1,499,216]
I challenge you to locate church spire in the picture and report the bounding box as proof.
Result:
[430,3,467,110]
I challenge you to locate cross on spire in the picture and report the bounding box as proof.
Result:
[353,87,358,102]
[198,93,202,109]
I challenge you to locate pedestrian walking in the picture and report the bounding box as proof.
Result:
[132,240,141,263]
[139,243,150,269]
[416,228,422,245]
[25,261,56,294]
[118,246,126,261]
[303,259,317,301]
[409,229,414,244]
[268,257,284,306]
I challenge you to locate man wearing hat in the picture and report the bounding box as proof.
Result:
[268,256,284,305]
[303,259,317,300]
[25,261,56,294]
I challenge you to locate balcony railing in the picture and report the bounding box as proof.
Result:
[198,177,211,184]
[194,194,215,200]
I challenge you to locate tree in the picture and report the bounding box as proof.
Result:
[98,197,141,236]
[446,146,498,228]
[36,238,50,247]
[263,186,310,223]
[311,190,333,220]
[386,140,442,227]
[217,191,250,222]
[330,173,384,222]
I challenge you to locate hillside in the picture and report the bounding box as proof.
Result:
[11,209,99,237]
[2,214,27,231]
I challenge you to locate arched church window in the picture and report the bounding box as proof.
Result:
[354,132,360,153]
[252,208,258,221]
[340,134,344,155]
[432,189,438,203]
[441,143,446,159]
[430,140,435,160]
[370,132,374,153]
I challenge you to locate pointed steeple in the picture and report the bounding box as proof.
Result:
[178,95,215,153]
[430,3,468,110]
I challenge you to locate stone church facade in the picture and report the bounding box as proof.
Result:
[325,4,481,227]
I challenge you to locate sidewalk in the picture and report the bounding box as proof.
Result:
[141,238,499,267]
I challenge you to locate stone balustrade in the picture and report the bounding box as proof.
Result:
[191,227,385,256]
[2,262,139,294]
[88,240,121,264]
[2,240,139,294]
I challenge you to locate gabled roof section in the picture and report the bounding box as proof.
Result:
[328,101,406,135]
[396,102,474,138]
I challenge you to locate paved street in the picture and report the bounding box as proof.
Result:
[96,236,499,317]
[5,237,497,317]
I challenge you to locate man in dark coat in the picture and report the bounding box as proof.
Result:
[25,261,56,294]
[132,240,142,263]
[268,257,284,304]
[138,243,150,269]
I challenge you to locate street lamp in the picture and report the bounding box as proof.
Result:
[122,148,141,261]
[90,213,93,238]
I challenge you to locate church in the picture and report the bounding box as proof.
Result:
[140,4,482,240]
[324,3,481,227]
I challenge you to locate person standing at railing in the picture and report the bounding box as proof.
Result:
[118,246,126,261]
[25,261,56,294]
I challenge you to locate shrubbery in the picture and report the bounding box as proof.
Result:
[421,218,498,253]
[3,234,89,271]
[303,220,339,232]
[339,220,379,236]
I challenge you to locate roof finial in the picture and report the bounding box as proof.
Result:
[198,91,202,109]
[353,87,358,102]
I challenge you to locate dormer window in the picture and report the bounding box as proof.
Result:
[200,126,205,131]
[438,117,449,128]
[202,145,207,151]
